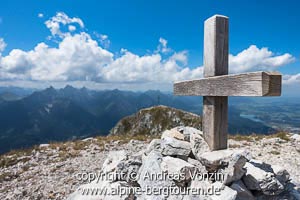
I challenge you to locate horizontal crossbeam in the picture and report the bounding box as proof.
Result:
[174,71,281,97]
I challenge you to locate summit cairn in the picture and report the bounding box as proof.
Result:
[174,15,282,150]
[68,127,300,200]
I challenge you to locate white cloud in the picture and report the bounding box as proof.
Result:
[170,51,188,65]
[95,33,110,49]
[229,45,295,73]
[38,13,44,18]
[68,25,76,32]
[99,34,108,40]
[0,33,113,81]
[156,37,172,53]
[0,38,6,52]
[0,32,200,85]
[283,73,300,85]
[45,12,84,38]
[120,48,127,54]
[100,35,110,48]
[100,50,201,83]
[0,12,298,91]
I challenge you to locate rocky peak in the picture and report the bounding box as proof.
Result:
[1,129,300,199]
[68,128,300,200]
[110,105,202,136]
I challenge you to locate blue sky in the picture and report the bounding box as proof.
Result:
[0,0,299,95]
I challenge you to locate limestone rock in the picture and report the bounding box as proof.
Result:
[199,149,250,184]
[162,129,185,141]
[186,179,213,200]
[115,157,142,184]
[172,126,203,142]
[187,158,207,173]
[100,150,142,184]
[161,137,191,157]
[145,139,161,155]
[296,145,300,153]
[190,130,210,160]
[211,182,237,200]
[137,150,180,200]
[2,126,299,200]
[161,156,196,187]
[230,180,255,200]
[254,185,300,200]
[101,150,128,173]
[291,134,300,141]
[272,165,290,183]
[242,160,285,195]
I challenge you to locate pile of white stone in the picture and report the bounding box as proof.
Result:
[68,127,300,200]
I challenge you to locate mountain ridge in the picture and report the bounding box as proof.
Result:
[0,86,274,154]
[110,105,202,136]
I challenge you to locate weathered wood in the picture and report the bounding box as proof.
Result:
[203,96,228,150]
[174,71,282,97]
[172,14,282,151]
[204,15,229,77]
[203,15,229,150]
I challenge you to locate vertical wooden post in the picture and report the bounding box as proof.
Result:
[203,15,229,150]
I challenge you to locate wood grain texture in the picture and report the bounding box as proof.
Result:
[203,15,229,150]
[174,71,282,97]
[204,15,229,77]
[173,14,283,151]
[203,96,228,150]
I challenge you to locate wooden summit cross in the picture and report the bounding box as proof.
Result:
[174,15,282,151]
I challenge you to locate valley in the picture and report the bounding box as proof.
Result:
[0,86,298,154]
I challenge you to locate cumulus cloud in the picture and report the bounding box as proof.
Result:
[0,38,6,52]
[0,12,196,84]
[229,45,295,73]
[283,73,300,85]
[45,12,84,38]
[0,33,113,81]
[0,12,298,90]
[100,49,200,83]
[0,34,200,85]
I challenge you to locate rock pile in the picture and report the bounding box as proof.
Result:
[68,127,300,200]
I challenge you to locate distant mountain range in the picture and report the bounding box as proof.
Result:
[0,86,274,154]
